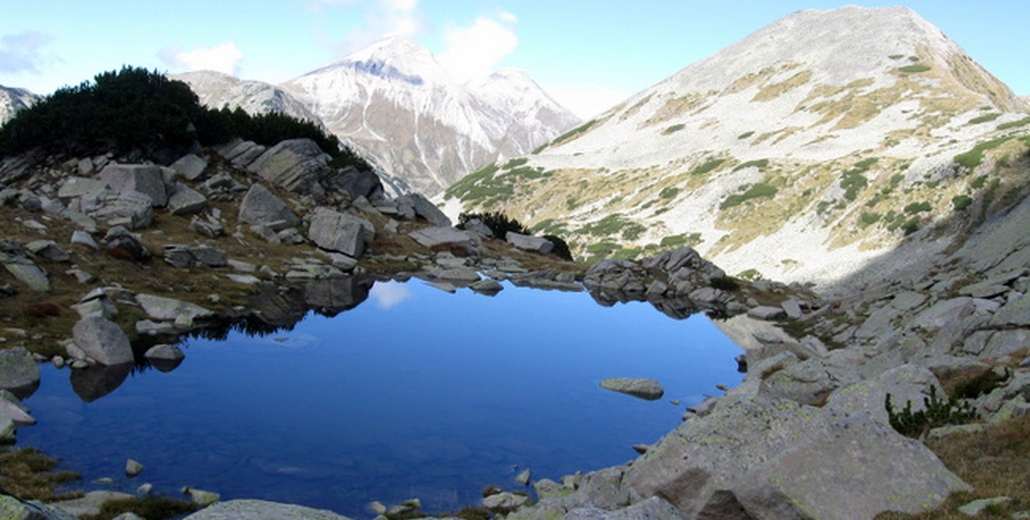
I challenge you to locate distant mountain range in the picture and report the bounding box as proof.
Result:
[0,86,39,125]
[169,38,580,197]
[441,6,1030,289]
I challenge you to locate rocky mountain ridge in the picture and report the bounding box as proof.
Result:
[440,6,1030,292]
[280,37,581,198]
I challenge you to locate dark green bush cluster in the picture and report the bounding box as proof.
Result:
[0,66,370,170]
[885,386,978,438]
[720,182,777,209]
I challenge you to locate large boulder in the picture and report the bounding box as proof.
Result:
[624,395,968,520]
[407,226,474,250]
[396,193,451,227]
[99,163,169,207]
[167,183,208,216]
[171,153,209,181]
[0,347,40,398]
[326,166,384,201]
[183,499,352,520]
[136,294,214,323]
[247,138,331,195]
[506,232,554,254]
[0,494,77,520]
[71,317,134,365]
[238,184,299,229]
[78,188,154,229]
[307,208,366,258]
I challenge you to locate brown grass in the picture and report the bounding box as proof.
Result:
[877,416,1030,519]
[0,447,83,502]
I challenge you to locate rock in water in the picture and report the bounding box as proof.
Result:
[0,346,41,397]
[126,458,145,477]
[600,378,664,400]
[71,317,134,366]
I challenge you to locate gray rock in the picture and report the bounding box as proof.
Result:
[600,378,664,400]
[26,240,70,262]
[144,344,185,362]
[125,459,144,477]
[397,193,451,227]
[825,364,944,425]
[167,183,208,215]
[57,176,107,199]
[471,279,504,295]
[308,208,366,258]
[171,153,209,181]
[100,163,169,207]
[427,267,481,283]
[72,317,134,365]
[0,389,36,425]
[0,347,40,397]
[136,293,214,323]
[507,232,554,254]
[758,356,856,405]
[0,494,78,520]
[407,226,473,249]
[102,226,151,260]
[781,298,803,318]
[238,184,300,229]
[747,305,787,320]
[989,293,1030,327]
[191,246,228,268]
[71,230,99,250]
[326,166,384,201]
[163,245,194,268]
[80,188,154,229]
[247,138,331,194]
[624,395,968,519]
[562,497,686,520]
[957,497,1012,516]
[2,256,50,291]
[215,139,267,168]
[484,492,530,510]
[183,487,221,507]
[517,468,532,486]
[184,499,352,520]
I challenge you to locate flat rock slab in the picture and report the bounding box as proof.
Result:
[184,499,353,520]
[600,378,664,400]
[136,294,214,322]
[0,347,40,398]
[407,226,472,249]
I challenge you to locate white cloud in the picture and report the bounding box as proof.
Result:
[0,31,55,74]
[158,41,243,75]
[370,281,413,310]
[438,15,518,84]
[546,83,630,120]
[319,0,428,56]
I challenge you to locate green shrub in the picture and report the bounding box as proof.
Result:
[904,201,932,214]
[659,186,680,199]
[503,158,528,169]
[955,136,1014,169]
[738,131,755,139]
[997,116,1030,130]
[859,211,881,226]
[709,276,740,291]
[902,216,921,235]
[691,157,726,176]
[720,183,777,209]
[737,268,762,281]
[543,234,574,261]
[969,113,1001,125]
[952,195,973,211]
[971,175,989,189]
[898,64,931,73]
[885,386,978,438]
[660,232,702,248]
[732,158,769,172]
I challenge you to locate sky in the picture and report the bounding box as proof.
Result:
[1,1,1027,119]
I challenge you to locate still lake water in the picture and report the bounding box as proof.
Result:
[20,280,743,517]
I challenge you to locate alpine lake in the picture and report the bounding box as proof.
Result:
[19,277,745,517]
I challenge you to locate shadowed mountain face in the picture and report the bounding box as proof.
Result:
[0,85,40,126]
[280,37,582,197]
[440,6,1030,290]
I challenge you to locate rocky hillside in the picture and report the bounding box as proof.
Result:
[0,85,40,125]
[281,37,581,198]
[440,6,1030,291]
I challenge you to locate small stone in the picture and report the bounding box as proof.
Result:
[125,459,144,477]
[600,377,665,400]
[516,468,531,486]
[137,483,153,495]
[957,496,1011,516]
[483,492,529,510]
[633,444,650,454]
[369,501,388,515]
[183,486,221,507]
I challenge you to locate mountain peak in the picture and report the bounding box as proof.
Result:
[333,36,444,86]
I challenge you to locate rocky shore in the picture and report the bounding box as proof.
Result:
[1,138,1028,519]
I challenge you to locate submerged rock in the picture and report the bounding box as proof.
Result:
[600,378,664,400]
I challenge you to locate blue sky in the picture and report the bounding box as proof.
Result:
[1,1,1027,119]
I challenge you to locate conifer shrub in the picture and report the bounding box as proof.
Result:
[885,386,978,438]
[458,211,529,238]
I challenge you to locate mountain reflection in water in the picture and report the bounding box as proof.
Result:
[21,277,744,517]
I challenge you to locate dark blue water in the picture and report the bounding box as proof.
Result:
[20,280,742,517]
